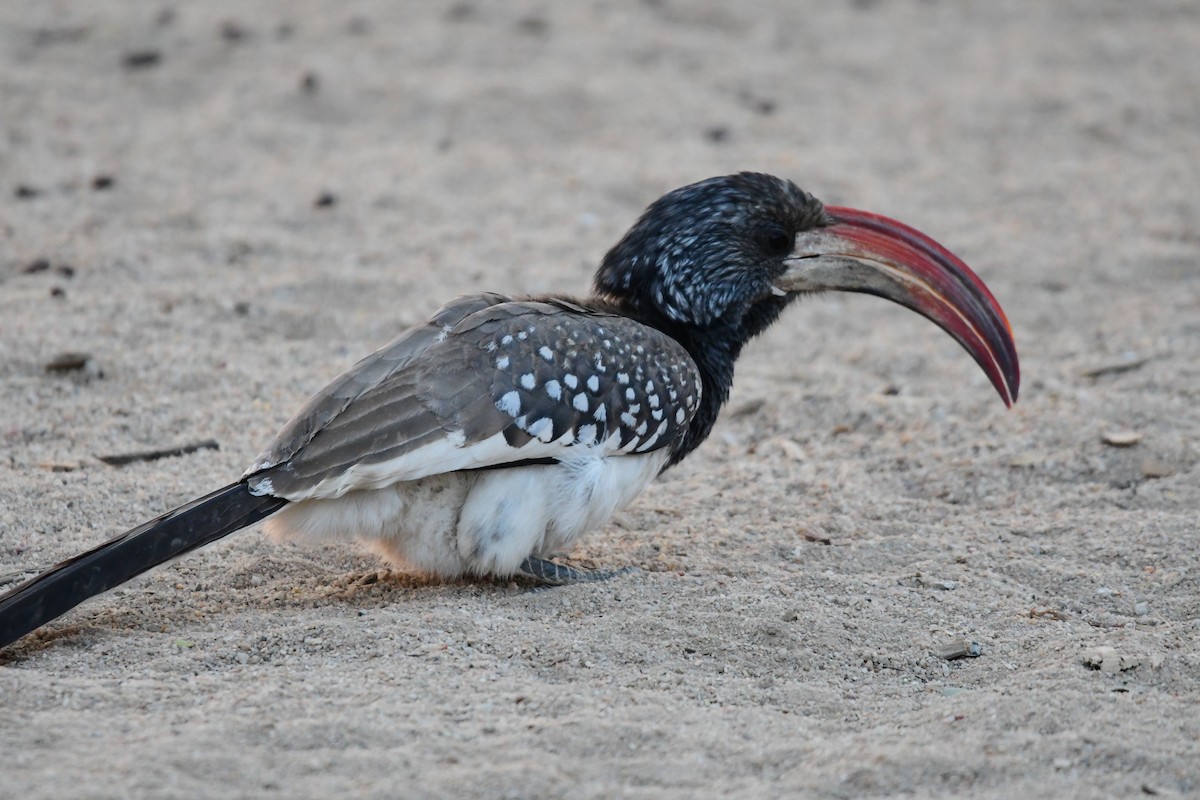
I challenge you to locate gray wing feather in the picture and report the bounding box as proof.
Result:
[245,293,701,500]
[245,292,509,476]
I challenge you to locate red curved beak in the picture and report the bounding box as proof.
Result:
[774,206,1019,407]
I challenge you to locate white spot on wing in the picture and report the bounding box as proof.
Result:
[497,391,521,416]
[545,379,562,400]
[587,375,600,392]
[676,407,686,424]
[521,373,536,390]
[564,374,578,390]
[573,393,590,412]
[496,355,510,370]
[640,420,671,451]
[617,372,629,385]
[526,417,554,442]
[594,404,607,422]
[539,346,554,362]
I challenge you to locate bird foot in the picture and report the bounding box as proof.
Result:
[516,557,635,586]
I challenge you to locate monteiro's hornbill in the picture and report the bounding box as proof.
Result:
[0,173,1019,648]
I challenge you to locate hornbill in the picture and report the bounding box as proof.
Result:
[0,173,1019,649]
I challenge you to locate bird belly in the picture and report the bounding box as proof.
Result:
[264,473,474,577]
[540,448,669,555]
[262,449,667,578]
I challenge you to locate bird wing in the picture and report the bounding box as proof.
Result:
[244,293,702,501]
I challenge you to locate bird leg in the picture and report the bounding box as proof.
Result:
[516,557,634,586]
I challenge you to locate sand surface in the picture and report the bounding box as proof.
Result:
[2,2,1199,797]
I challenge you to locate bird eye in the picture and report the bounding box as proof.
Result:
[761,226,794,256]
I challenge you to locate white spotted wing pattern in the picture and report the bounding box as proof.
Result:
[246,293,701,501]
[485,303,701,454]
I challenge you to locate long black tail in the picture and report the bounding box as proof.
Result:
[0,482,286,649]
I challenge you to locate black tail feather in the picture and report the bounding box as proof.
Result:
[0,482,286,649]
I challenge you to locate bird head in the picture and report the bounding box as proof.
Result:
[593,172,1019,406]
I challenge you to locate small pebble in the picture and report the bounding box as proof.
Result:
[937,639,983,660]
[44,352,94,373]
[122,50,162,69]
[705,126,731,143]
[1140,458,1173,479]
[220,21,248,42]
[1102,430,1142,447]
[1082,645,1140,673]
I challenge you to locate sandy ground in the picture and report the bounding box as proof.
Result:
[1,1,1198,797]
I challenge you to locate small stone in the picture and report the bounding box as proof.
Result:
[1102,430,1142,447]
[937,639,982,660]
[219,21,247,42]
[1082,645,1140,673]
[1082,355,1149,378]
[917,575,958,591]
[122,50,162,69]
[705,126,731,143]
[44,352,94,373]
[1140,458,1173,479]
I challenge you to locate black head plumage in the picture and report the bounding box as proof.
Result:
[593,172,829,328]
